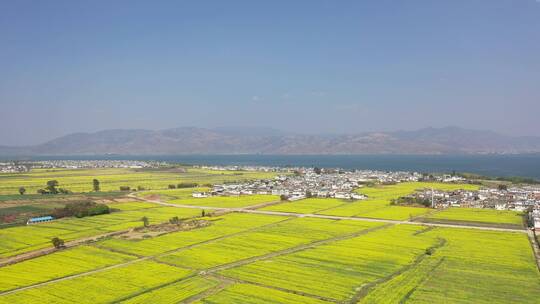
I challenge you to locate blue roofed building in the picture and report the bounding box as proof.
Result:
[27,216,54,225]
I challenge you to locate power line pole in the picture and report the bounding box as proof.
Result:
[431,187,435,208]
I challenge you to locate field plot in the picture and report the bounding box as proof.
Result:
[167,195,280,208]
[120,277,220,304]
[361,228,540,303]
[158,218,381,270]
[198,283,330,304]
[0,204,202,258]
[220,225,438,301]
[97,213,290,257]
[0,246,135,292]
[422,207,523,228]
[0,260,192,304]
[0,168,279,195]
[136,187,210,201]
[261,198,348,214]
[318,182,479,220]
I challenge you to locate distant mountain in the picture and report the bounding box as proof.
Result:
[1,126,540,156]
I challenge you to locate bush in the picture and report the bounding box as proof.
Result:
[51,237,65,249]
[119,186,131,191]
[177,182,198,188]
[52,202,110,219]
[168,184,176,189]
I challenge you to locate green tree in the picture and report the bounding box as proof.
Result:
[19,187,26,195]
[201,210,206,217]
[51,237,65,249]
[169,216,180,225]
[141,216,149,227]
[46,180,59,194]
[93,179,100,192]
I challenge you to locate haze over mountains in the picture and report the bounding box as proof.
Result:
[1,127,539,156]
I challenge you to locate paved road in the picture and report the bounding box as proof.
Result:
[133,195,527,234]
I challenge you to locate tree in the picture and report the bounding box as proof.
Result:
[169,216,180,225]
[93,179,100,192]
[314,167,322,175]
[201,210,206,217]
[305,190,313,198]
[168,184,176,189]
[119,186,131,191]
[46,180,59,194]
[498,184,508,191]
[280,194,289,201]
[141,216,149,227]
[51,237,65,249]
[18,187,26,195]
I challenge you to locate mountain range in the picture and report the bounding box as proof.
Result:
[1,126,540,156]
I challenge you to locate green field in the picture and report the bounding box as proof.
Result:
[167,195,280,208]
[0,176,538,303]
[316,182,480,220]
[423,207,524,228]
[261,198,348,214]
[1,211,538,303]
[0,202,204,258]
[0,168,279,195]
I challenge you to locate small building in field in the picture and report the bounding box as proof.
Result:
[27,216,54,225]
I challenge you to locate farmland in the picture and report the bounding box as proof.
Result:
[0,167,279,195]
[1,209,538,303]
[422,207,524,228]
[0,202,204,258]
[0,172,538,303]
[316,182,480,220]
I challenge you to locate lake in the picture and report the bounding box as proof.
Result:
[26,154,540,180]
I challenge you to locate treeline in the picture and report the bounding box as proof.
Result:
[391,197,431,207]
[52,201,110,219]
[36,180,71,194]
[168,182,199,189]
[457,173,539,184]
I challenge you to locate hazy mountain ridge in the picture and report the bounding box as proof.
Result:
[1,127,540,156]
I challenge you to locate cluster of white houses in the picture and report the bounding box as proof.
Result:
[409,186,540,228]
[30,160,160,169]
[194,168,427,201]
[0,162,30,173]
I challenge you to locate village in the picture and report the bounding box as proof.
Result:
[0,160,162,172]
[194,166,540,229]
[194,167,423,200]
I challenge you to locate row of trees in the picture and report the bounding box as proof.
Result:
[18,179,101,195]
[37,180,71,195]
[52,201,110,219]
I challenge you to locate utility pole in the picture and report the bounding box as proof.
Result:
[431,187,435,208]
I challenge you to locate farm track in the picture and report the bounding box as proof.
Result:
[181,275,234,304]
[527,230,540,271]
[350,238,447,303]
[133,195,528,233]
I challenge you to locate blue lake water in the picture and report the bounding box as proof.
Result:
[27,154,540,180]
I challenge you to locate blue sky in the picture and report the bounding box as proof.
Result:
[1,0,539,145]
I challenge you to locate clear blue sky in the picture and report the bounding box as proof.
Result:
[1,0,539,145]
